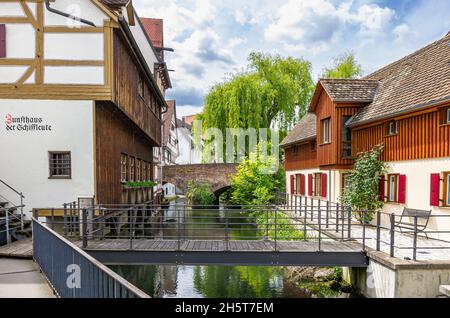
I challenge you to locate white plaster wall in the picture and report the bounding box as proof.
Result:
[0,66,29,84]
[0,3,28,16]
[44,66,104,84]
[382,158,450,238]
[176,127,202,165]
[44,33,104,60]
[0,99,95,215]
[3,24,35,59]
[129,12,160,76]
[44,0,108,27]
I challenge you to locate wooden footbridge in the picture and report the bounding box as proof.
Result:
[33,200,370,267]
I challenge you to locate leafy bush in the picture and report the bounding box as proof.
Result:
[186,180,216,207]
[230,147,285,206]
[341,144,386,223]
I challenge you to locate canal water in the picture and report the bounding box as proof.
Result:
[110,202,352,298]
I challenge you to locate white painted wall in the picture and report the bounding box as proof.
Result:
[175,126,202,165]
[44,33,104,60]
[3,24,35,59]
[44,0,108,27]
[128,12,160,77]
[382,158,450,238]
[44,66,104,85]
[163,183,176,198]
[0,99,95,216]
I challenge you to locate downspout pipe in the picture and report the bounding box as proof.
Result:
[45,0,96,27]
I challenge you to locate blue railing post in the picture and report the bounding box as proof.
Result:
[413,216,418,261]
[390,213,395,258]
[376,211,381,251]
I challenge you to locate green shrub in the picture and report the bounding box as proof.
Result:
[186,180,216,207]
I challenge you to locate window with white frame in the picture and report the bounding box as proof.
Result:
[321,118,331,144]
[447,108,450,124]
[387,121,398,136]
[388,174,398,202]
[445,172,450,207]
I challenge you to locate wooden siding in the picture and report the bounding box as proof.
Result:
[316,91,334,166]
[95,101,154,205]
[352,105,450,161]
[284,142,318,171]
[113,30,162,146]
[315,91,363,167]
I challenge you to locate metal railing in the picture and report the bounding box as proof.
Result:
[0,178,25,233]
[32,218,150,298]
[1,205,26,245]
[279,193,450,261]
[34,201,363,254]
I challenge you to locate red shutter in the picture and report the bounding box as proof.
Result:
[430,173,441,207]
[321,173,327,198]
[398,175,406,204]
[300,174,306,196]
[0,25,5,58]
[378,175,386,202]
[290,175,295,195]
[308,174,313,196]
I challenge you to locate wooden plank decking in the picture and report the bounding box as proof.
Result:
[0,238,33,259]
[76,239,362,253]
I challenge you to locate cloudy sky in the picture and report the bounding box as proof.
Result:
[133,0,450,119]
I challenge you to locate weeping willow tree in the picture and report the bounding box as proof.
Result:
[198,52,314,161]
[321,52,362,79]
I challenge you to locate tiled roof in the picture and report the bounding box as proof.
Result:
[320,79,379,102]
[140,18,164,51]
[349,33,450,126]
[280,113,317,147]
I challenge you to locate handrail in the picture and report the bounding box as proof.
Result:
[0,179,24,198]
[32,218,150,298]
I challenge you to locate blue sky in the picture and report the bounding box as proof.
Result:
[134,0,450,118]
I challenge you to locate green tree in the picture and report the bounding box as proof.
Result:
[230,146,285,206]
[200,53,314,161]
[341,145,386,223]
[186,180,216,207]
[321,52,362,79]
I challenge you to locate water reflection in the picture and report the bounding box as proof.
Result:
[110,264,310,298]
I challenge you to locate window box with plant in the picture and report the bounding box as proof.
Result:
[123,180,157,189]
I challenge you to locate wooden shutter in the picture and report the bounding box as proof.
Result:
[398,175,407,204]
[321,173,327,198]
[430,173,441,207]
[0,25,5,58]
[290,175,295,195]
[300,174,306,196]
[378,175,386,202]
[308,174,313,196]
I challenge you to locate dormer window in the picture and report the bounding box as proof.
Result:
[387,121,398,136]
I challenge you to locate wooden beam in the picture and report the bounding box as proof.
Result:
[19,0,38,29]
[44,60,104,66]
[0,17,30,24]
[15,61,36,85]
[0,59,35,66]
[35,1,44,84]
[44,26,104,33]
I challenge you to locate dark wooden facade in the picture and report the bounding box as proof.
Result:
[284,142,317,171]
[95,101,155,205]
[352,103,450,161]
[113,29,162,146]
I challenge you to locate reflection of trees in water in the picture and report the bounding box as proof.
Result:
[193,266,290,298]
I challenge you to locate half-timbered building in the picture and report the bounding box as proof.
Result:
[0,0,171,214]
[282,33,450,231]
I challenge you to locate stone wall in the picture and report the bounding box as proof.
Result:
[162,164,238,194]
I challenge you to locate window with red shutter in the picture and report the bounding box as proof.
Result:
[0,24,5,58]
[430,173,441,207]
[398,175,406,204]
[300,174,306,196]
[308,174,313,196]
[379,175,386,202]
[290,175,295,195]
[321,173,327,198]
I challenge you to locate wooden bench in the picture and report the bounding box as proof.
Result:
[395,208,432,239]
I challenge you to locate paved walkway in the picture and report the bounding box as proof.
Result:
[0,258,55,298]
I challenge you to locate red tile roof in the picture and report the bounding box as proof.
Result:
[140,18,164,49]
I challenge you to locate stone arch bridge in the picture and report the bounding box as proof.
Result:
[162,163,238,196]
